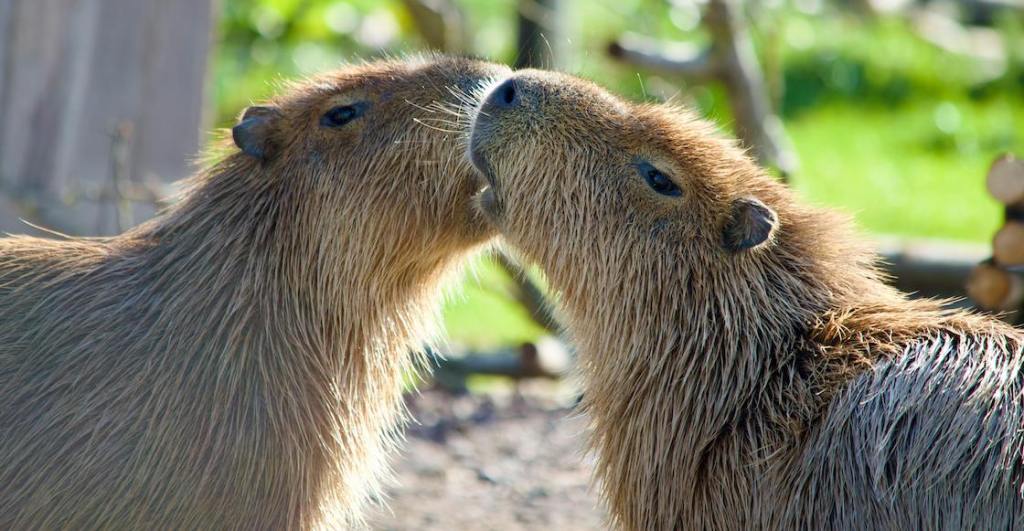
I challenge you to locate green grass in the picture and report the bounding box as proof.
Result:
[788,95,1022,242]
[442,256,548,349]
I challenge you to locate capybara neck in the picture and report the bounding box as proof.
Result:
[552,161,1018,529]
[152,156,457,301]
[0,156,462,529]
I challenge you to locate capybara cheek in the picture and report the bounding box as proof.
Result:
[651,219,675,242]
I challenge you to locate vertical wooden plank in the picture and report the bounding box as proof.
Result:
[0,0,216,235]
[0,0,74,191]
[0,0,14,126]
[133,0,216,186]
[49,0,103,195]
[54,0,148,197]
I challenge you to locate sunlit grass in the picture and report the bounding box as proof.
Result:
[443,256,549,348]
[788,95,1021,241]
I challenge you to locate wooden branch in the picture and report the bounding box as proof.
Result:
[428,337,571,392]
[705,0,797,177]
[515,0,564,69]
[607,0,798,177]
[911,8,1006,69]
[993,221,1024,267]
[607,35,716,80]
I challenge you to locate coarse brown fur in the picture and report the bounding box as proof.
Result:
[468,70,1024,530]
[0,55,507,529]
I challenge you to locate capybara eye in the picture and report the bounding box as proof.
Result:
[636,162,681,197]
[320,102,368,128]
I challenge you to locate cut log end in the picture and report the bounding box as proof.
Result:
[994,221,1024,266]
[986,153,1024,205]
[966,262,1023,311]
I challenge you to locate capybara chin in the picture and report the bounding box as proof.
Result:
[469,70,1024,530]
[0,55,507,529]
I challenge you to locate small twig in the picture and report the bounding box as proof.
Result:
[106,121,135,233]
[607,0,798,178]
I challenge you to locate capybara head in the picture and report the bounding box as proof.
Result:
[466,69,880,327]
[223,55,509,272]
[469,69,795,272]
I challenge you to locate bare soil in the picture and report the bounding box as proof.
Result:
[368,385,605,530]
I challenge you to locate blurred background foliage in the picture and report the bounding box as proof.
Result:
[212,0,1024,347]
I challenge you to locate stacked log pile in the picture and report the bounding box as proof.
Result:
[966,154,1024,316]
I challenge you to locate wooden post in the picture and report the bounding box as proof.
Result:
[993,222,1024,266]
[966,261,1023,312]
[984,155,1024,267]
[985,154,1024,205]
[0,0,217,236]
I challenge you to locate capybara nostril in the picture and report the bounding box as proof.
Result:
[488,78,519,109]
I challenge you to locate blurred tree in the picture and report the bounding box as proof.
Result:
[515,0,564,69]
[609,0,799,177]
[401,0,467,52]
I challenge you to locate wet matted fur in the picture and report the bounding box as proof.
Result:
[468,70,1024,530]
[0,55,506,529]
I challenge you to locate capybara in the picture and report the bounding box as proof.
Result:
[468,70,1024,529]
[0,55,507,529]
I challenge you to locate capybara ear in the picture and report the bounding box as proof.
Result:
[722,197,778,252]
[232,105,281,160]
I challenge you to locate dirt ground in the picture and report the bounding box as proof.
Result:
[368,384,606,530]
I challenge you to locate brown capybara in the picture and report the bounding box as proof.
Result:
[467,70,1024,530]
[0,55,507,529]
